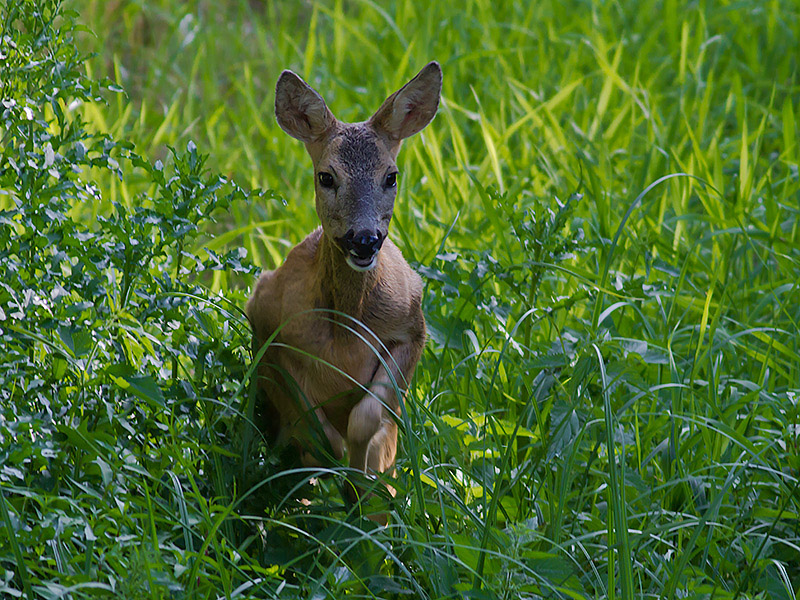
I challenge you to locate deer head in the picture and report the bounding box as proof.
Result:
[274,62,442,271]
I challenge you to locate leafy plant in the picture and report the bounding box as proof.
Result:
[0,3,269,597]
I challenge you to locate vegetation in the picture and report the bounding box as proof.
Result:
[1,0,798,598]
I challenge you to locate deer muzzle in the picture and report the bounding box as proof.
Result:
[339,229,385,271]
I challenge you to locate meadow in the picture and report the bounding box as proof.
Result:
[1,0,799,598]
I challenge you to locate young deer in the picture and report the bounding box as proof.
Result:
[246,62,441,507]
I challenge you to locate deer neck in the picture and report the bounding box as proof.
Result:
[315,230,379,320]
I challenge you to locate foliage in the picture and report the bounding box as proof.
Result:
[0,2,262,597]
[1,0,799,598]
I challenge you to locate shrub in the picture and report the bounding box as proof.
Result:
[0,2,265,596]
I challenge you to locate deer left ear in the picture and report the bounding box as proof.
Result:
[369,61,442,141]
[275,70,336,142]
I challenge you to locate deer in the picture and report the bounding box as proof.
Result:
[245,62,442,516]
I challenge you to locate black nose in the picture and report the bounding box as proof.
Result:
[343,229,383,259]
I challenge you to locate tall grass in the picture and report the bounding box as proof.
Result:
[1,0,798,598]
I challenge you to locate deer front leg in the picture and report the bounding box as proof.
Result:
[347,321,425,477]
[297,405,346,467]
[346,386,397,476]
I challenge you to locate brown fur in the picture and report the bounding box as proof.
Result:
[246,63,441,513]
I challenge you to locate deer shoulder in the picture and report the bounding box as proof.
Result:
[246,228,322,345]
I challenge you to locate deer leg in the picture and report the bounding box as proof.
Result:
[344,394,397,519]
[346,394,385,473]
[365,418,398,475]
[346,329,424,492]
[298,406,346,467]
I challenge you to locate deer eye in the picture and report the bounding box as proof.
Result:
[385,172,397,188]
[318,172,334,188]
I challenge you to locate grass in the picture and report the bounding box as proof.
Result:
[1,0,799,598]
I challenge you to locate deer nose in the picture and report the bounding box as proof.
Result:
[343,229,383,259]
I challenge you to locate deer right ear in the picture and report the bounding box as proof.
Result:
[275,70,336,142]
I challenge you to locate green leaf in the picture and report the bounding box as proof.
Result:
[111,372,166,407]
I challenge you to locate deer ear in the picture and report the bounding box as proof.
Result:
[369,61,442,141]
[275,70,336,142]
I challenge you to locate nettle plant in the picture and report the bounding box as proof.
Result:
[0,2,261,594]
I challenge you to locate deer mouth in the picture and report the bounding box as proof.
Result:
[336,229,384,271]
[345,251,378,271]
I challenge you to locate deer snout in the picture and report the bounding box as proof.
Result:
[340,229,385,271]
[346,229,383,258]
